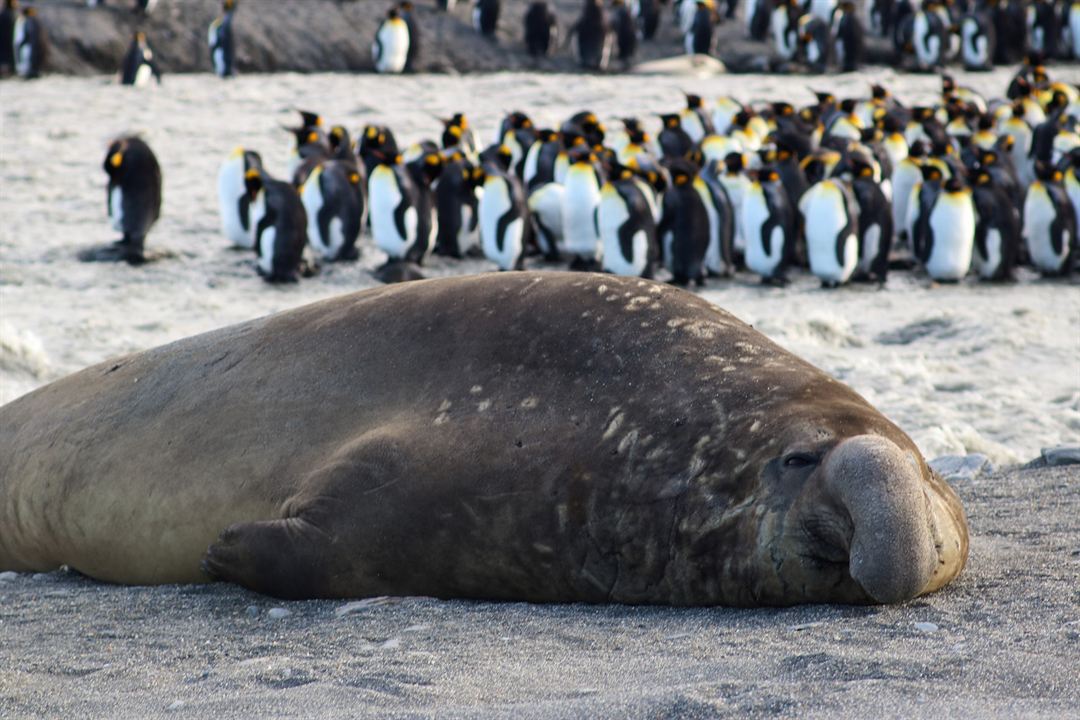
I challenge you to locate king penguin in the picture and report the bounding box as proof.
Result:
[598,160,660,278]
[960,6,995,71]
[245,168,309,283]
[572,0,613,71]
[218,146,263,249]
[912,169,975,281]
[743,166,798,284]
[0,0,18,77]
[474,0,500,36]
[119,31,162,86]
[970,167,1020,281]
[373,8,410,74]
[1023,163,1077,276]
[368,151,443,280]
[13,6,45,79]
[478,147,531,271]
[435,151,481,259]
[101,136,162,265]
[562,147,604,269]
[844,153,894,282]
[799,177,860,287]
[524,1,558,56]
[208,0,237,78]
[658,158,710,286]
[300,158,366,263]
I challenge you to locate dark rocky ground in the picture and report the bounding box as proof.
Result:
[23,0,902,76]
[1,463,1077,719]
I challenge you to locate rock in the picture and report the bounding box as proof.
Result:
[914,622,938,633]
[929,454,994,482]
[1041,446,1080,467]
[0,571,19,582]
[334,596,396,617]
[267,607,292,620]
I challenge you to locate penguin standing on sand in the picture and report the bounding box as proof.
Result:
[742,167,797,284]
[13,6,45,79]
[474,0,500,37]
[1023,163,1076,276]
[208,0,236,77]
[397,2,420,72]
[120,31,162,86]
[844,153,893,282]
[101,136,161,265]
[912,168,975,282]
[636,0,661,40]
[218,146,263,249]
[697,163,737,278]
[527,182,565,261]
[0,0,18,77]
[832,0,865,72]
[1026,0,1060,59]
[435,152,480,258]
[799,178,859,287]
[687,1,716,56]
[611,0,637,65]
[798,13,833,73]
[524,1,558,56]
[960,6,995,71]
[598,160,659,278]
[658,114,694,161]
[368,152,442,281]
[571,0,613,71]
[300,158,366,263]
[907,4,948,70]
[373,8,410,74]
[562,147,604,269]
[478,147,531,271]
[658,159,710,286]
[245,168,308,283]
[970,168,1020,281]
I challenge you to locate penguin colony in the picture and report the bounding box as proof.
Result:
[205,64,1078,286]
[5,1,1080,79]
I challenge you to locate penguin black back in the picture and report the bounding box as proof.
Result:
[524,1,557,57]
[104,136,162,264]
[572,0,612,71]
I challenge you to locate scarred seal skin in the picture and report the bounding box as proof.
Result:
[0,272,968,606]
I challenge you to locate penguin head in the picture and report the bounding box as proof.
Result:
[684,93,704,111]
[723,152,745,174]
[941,74,956,95]
[328,125,350,154]
[386,7,400,19]
[920,165,945,184]
[297,110,323,129]
[770,102,795,118]
[758,166,781,185]
[660,114,681,130]
[104,140,127,178]
[870,84,890,101]
[666,159,696,187]
[243,168,264,200]
[973,170,992,187]
[223,0,236,10]
[909,140,928,159]
[1032,161,1062,183]
[942,175,966,194]
[399,1,415,12]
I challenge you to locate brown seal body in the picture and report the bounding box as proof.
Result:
[0,272,968,605]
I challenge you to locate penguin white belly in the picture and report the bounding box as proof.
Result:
[562,173,602,259]
[458,203,478,253]
[974,228,1002,279]
[472,6,482,32]
[712,106,738,136]
[599,188,645,276]
[217,155,251,248]
[300,168,331,259]
[800,182,856,284]
[374,23,409,74]
[695,183,724,274]
[961,20,981,66]
[771,11,796,61]
[858,224,881,275]
[1023,184,1068,273]
[1072,9,1080,58]
[17,43,30,77]
[914,16,937,67]
[680,112,706,145]
[213,48,226,77]
[256,226,277,277]
[480,177,521,271]
[720,175,747,253]
[904,181,922,243]
[742,191,784,276]
[679,0,696,34]
[369,168,414,259]
[633,178,661,225]
[926,193,975,281]
[806,40,821,65]
[1066,172,1080,234]
[810,0,835,21]
[109,186,125,232]
[522,143,542,187]
[134,63,153,87]
[528,183,565,253]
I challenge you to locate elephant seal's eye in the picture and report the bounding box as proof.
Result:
[784,453,819,468]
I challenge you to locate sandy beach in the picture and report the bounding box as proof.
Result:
[1,66,1079,718]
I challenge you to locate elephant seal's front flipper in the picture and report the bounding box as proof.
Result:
[202,517,333,599]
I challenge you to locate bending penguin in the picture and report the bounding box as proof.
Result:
[373,7,410,74]
[119,31,162,86]
[208,0,237,78]
[245,168,309,283]
[217,146,263,249]
[95,136,162,265]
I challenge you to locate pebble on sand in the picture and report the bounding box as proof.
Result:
[267,607,292,620]
[914,622,939,633]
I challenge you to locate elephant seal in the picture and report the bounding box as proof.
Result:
[0,272,968,605]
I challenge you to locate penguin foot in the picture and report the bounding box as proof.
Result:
[569,257,600,272]
[373,260,425,284]
[761,275,789,287]
[77,243,162,265]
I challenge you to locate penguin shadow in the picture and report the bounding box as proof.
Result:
[77,242,175,266]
